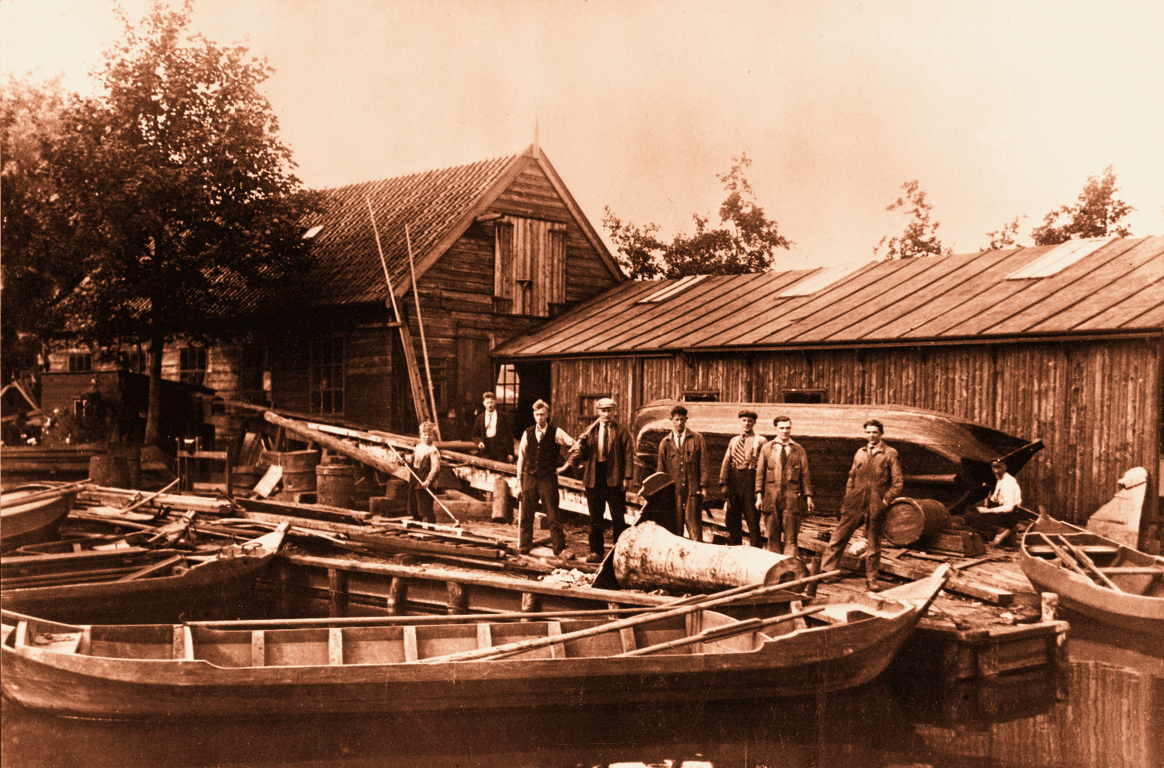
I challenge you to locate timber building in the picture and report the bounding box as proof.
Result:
[42,144,623,444]
[492,235,1164,548]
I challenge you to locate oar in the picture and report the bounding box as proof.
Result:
[1035,533,1095,581]
[186,605,677,630]
[616,604,827,657]
[1053,534,1124,593]
[118,479,181,515]
[412,569,842,665]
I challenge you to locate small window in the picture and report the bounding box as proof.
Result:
[309,339,344,416]
[682,390,720,403]
[495,365,520,411]
[578,393,612,429]
[179,347,207,386]
[782,389,826,404]
[68,353,92,373]
[637,275,710,304]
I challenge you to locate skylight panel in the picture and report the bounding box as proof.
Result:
[1007,236,1112,279]
[636,275,709,304]
[779,262,869,297]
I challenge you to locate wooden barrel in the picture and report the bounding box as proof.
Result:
[316,464,357,509]
[885,497,950,546]
[613,521,807,592]
[260,450,320,492]
[88,454,130,488]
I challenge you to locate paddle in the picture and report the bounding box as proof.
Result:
[412,569,842,665]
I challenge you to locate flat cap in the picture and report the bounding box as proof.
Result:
[737,409,758,419]
[596,397,617,409]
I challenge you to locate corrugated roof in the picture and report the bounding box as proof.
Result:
[493,236,1164,358]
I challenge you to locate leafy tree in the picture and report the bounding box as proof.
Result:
[875,180,950,259]
[985,215,1024,251]
[1,75,71,376]
[32,0,321,444]
[603,153,792,279]
[1030,166,1134,245]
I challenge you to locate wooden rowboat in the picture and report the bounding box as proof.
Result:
[1018,513,1164,637]
[1,524,288,625]
[0,483,83,552]
[0,566,949,720]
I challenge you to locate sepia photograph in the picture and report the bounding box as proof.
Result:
[2,1,1162,766]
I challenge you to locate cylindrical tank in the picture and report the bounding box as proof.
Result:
[613,521,807,592]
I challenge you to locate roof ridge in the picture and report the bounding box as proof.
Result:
[321,153,521,194]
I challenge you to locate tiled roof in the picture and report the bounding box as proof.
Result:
[239,152,525,311]
[493,235,1164,358]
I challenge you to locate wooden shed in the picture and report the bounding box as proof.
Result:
[210,143,625,440]
[492,236,1164,550]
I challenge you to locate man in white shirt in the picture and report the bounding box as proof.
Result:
[471,392,514,463]
[515,400,574,560]
[965,459,1028,547]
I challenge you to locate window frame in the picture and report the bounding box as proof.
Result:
[178,347,207,386]
[309,337,345,416]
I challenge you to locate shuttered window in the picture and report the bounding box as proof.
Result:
[493,217,567,317]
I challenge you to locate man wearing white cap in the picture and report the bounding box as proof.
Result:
[569,397,634,562]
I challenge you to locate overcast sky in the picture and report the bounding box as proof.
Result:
[4,0,1162,269]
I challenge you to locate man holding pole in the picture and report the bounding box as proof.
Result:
[515,400,574,560]
[569,397,634,563]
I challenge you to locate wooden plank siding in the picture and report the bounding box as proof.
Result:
[548,335,1161,538]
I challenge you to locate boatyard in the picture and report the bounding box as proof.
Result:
[4,3,1164,765]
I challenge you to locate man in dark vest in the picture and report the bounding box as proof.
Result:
[568,397,634,562]
[471,391,514,462]
[515,399,575,560]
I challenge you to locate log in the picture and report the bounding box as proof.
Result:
[264,412,406,480]
[613,521,807,592]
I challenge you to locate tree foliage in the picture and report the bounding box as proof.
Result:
[1030,166,1134,245]
[602,153,792,279]
[985,215,1024,251]
[11,1,321,442]
[875,180,949,259]
[1,75,69,375]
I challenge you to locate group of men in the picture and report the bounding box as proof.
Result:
[467,392,1022,591]
[471,391,632,564]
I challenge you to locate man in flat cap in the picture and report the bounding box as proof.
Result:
[569,397,634,562]
[719,409,766,546]
[755,415,815,556]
